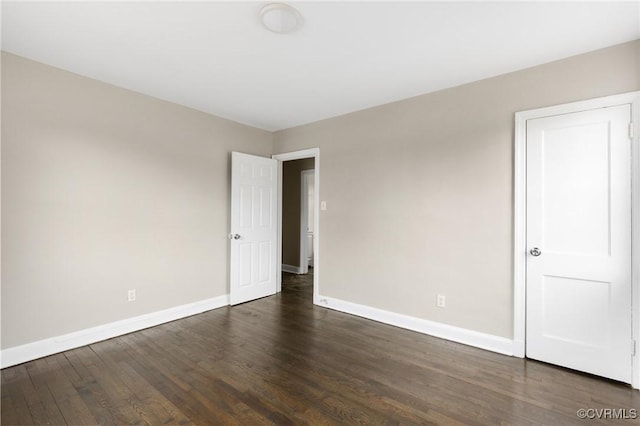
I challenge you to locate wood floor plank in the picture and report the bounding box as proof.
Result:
[117,333,267,425]
[1,376,25,425]
[30,353,98,425]
[63,348,124,425]
[89,339,191,425]
[2,367,35,425]
[65,346,139,425]
[2,271,639,425]
[14,363,66,424]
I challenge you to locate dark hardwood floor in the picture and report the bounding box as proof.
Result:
[2,271,639,425]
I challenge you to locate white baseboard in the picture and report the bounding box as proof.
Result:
[512,340,525,358]
[1,294,229,368]
[282,264,302,274]
[315,295,517,356]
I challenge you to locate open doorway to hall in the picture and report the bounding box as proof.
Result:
[281,157,315,296]
[281,267,314,301]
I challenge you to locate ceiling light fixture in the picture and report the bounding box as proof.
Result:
[260,3,304,34]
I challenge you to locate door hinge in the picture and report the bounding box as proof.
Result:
[633,340,637,356]
[630,122,635,139]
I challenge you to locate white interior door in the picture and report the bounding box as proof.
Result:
[230,152,278,305]
[300,169,314,273]
[526,105,633,382]
[306,171,314,267]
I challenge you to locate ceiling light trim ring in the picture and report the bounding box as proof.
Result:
[260,3,304,34]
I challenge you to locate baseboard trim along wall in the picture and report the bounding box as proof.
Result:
[2,292,516,368]
[0,294,230,368]
[282,264,303,274]
[316,295,517,356]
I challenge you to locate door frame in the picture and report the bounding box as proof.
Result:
[300,169,315,275]
[272,148,320,304]
[513,91,640,388]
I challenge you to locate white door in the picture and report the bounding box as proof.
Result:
[306,172,315,267]
[307,232,314,267]
[229,152,278,305]
[300,169,315,273]
[526,105,632,382]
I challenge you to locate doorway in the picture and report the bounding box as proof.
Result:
[272,148,320,304]
[280,158,315,276]
[514,92,640,387]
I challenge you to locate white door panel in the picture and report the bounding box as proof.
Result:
[230,152,278,305]
[526,105,632,382]
[307,232,314,266]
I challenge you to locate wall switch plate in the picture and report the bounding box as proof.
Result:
[321,201,327,210]
[128,289,136,302]
[437,294,445,308]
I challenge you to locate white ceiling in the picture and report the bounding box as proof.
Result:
[2,1,639,131]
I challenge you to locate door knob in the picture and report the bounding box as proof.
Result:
[229,234,241,240]
[529,247,542,256]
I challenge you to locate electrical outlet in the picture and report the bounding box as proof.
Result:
[128,289,136,302]
[436,294,445,308]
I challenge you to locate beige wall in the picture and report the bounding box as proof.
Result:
[1,52,272,348]
[273,40,640,339]
[282,158,315,267]
[2,40,639,350]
